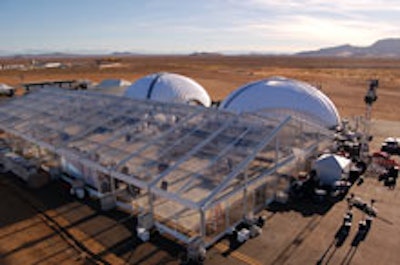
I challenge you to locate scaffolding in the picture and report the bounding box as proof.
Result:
[0,88,333,248]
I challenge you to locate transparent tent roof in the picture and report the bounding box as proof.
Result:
[0,89,332,211]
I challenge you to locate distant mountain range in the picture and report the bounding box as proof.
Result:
[1,38,400,58]
[297,38,400,57]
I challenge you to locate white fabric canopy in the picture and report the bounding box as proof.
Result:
[123,72,211,107]
[219,76,340,128]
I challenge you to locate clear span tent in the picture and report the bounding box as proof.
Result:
[313,154,351,186]
[0,88,332,247]
[124,72,211,107]
[219,76,340,129]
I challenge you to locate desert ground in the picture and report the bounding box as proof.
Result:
[1,55,400,120]
[0,55,400,265]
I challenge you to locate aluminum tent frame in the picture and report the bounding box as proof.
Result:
[0,88,333,246]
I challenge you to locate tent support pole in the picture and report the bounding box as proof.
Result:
[243,167,248,218]
[200,210,206,238]
[149,189,154,224]
[274,137,280,196]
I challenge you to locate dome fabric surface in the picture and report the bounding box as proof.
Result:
[219,77,340,128]
[124,73,211,107]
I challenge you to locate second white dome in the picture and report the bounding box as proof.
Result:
[124,72,211,107]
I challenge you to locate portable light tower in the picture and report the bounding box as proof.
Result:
[361,79,379,159]
[364,79,379,119]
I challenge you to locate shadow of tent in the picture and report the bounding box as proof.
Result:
[267,199,334,217]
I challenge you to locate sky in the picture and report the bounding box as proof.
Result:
[0,0,399,55]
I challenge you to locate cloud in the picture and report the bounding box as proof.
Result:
[213,0,400,51]
[245,0,400,12]
[237,14,399,51]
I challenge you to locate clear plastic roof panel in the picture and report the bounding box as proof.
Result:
[0,88,333,209]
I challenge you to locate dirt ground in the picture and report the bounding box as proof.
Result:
[1,55,400,120]
[1,55,400,265]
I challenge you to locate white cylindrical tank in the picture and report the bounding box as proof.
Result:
[219,76,340,128]
[123,72,211,107]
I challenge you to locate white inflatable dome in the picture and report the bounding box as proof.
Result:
[219,77,340,128]
[123,72,211,107]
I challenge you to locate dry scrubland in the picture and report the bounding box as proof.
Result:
[1,55,400,121]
